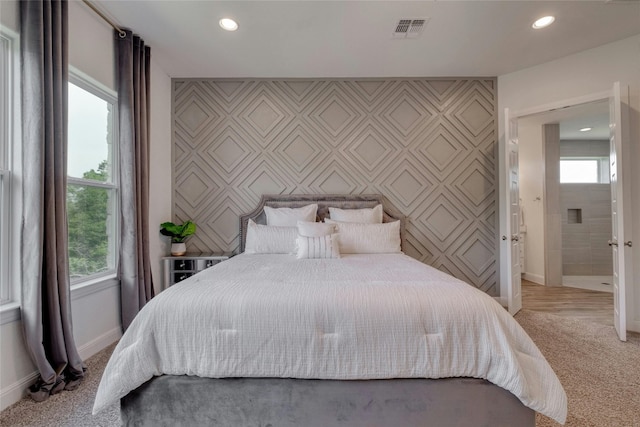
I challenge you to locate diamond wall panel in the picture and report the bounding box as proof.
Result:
[173,78,497,294]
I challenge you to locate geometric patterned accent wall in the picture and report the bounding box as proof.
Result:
[173,79,497,294]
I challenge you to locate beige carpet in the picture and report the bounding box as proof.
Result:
[1,311,638,426]
[515,309,640,427]
[0,343,120,427]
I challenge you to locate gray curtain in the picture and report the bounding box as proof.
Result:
[20,0,84,402]
[116,30,154,331]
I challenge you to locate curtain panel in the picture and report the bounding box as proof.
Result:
[20,0,85,402]
[116,30,154,330]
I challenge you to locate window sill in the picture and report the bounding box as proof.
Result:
[0,275,119,325]
[0,302,20,325]
[71,274,118,301]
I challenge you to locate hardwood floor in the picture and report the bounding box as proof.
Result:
[521,279,613,326]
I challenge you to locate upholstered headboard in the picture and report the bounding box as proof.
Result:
[239,194,406,253]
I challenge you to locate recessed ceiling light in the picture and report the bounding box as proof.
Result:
[532,16,555,29]
[580,127,592,132]
[219,18,238,32]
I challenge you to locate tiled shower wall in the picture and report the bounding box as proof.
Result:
[172,79,498,293]
[560,139,612,276]
[560,184,612,275]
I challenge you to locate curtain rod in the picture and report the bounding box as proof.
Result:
[82,0,127,38]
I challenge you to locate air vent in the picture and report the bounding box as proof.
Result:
[393,18,428,39]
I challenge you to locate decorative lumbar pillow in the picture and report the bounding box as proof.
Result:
[325,219,401,254]
[297,221,336,237]
[296,234,341,259]
[264,204,318,227]
[328,204,383,224]
[245,219,297,254]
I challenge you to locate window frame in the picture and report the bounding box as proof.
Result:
[0,26,20,311]
[67,68,120,288]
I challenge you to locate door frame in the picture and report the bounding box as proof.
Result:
[499,88,625,314]
[609,82,631,341]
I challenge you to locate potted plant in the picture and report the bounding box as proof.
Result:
[160,220,197,256]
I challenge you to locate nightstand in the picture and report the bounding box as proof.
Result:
[162,252,232,289]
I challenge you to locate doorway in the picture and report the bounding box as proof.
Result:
[502,84,630,340]
[517,100,612,292]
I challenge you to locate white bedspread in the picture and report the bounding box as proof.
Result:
[93,253,567,423]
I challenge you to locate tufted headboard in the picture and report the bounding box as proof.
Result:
[239,194,406,253]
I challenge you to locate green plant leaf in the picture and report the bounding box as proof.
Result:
[181,221,196,237]
[160,220,196,242]
[160,222,181,236]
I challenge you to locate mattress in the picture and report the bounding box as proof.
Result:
[93,253,567,423]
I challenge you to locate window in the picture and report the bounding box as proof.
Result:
[67,72,118,284]
[0,28,17,306]
[560,157,610,184]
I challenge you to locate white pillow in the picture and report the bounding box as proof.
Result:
[297,221,336,237]
[296,234,341,259]
[245,219,297,254]
[325,219,401,254]
[328,204,383,224]
[264,204,318,226]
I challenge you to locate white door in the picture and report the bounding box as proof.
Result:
[609,82,630,342]
[503,108,522,315]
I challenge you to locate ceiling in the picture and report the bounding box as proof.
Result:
[519,99,610,140]
[94,0,640,78]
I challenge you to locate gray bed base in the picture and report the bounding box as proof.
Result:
[121,376,534,427]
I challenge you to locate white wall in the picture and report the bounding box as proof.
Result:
[148,59,173,293]
[498,34,640,332]
[0,0,18,32]
[0,0,172,409]
[517,121,545,284]
[68,1,115,91]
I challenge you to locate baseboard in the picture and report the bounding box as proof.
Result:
[628,319,640,334]
[0,371,38,411]
[522,272,544,285]
[77,326,122,360]
[0,326,121,411]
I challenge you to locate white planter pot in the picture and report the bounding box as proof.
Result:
[171,242,186,256]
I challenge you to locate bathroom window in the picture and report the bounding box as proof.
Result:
[560,157,609,184]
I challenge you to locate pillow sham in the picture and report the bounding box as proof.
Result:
[325,219,401,254]
[296,234,341,259]
[245,219,297,254]
[264,203,318,226]
[328,204,383,224]
[297,221,336,237]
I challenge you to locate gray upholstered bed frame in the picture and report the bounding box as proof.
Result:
[121,376,534,426]
[120,194,534,426]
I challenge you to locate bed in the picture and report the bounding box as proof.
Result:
[93,194,567,426]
